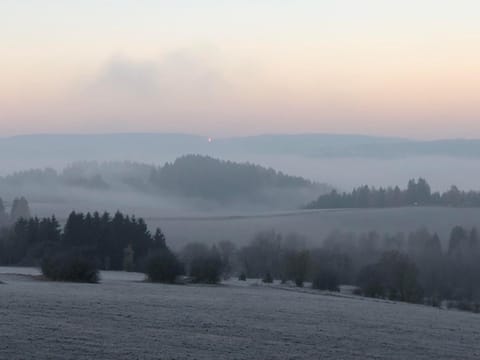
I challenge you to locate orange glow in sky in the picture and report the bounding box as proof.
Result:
[1,1,480,139]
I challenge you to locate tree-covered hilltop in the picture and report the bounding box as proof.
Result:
[0,156,329,206]
[304,178,480,209]
[149,155,322,202]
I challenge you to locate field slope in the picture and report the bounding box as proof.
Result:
[1,268,479,359]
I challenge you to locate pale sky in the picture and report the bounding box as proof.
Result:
[1,0,480,138]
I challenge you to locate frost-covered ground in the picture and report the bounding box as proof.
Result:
[1,267,480,360]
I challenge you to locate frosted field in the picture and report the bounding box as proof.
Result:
[1,267,480,359]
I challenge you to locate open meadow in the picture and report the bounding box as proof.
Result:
[1,267,479,360]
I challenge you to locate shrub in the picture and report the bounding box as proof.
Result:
[188,247,223,284]
[312,269,340,292]
[262,271,273,283]
[41,253,99,283]
[146,249,184,283]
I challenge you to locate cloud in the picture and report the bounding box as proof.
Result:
[85,50,231,104]
[50,49,257,134]
[91,56,159,96]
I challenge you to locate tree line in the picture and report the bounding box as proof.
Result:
[305,178,480,209]
[2,206,480,312]
[149,226,480,312]
[0,208,225,285]
[0,210,165,271]
[0,156,327,204]
[218,227,480,311]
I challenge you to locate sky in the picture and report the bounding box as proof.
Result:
[1,0,480,139]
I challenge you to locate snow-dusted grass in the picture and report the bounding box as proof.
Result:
[0,266,41,277]
[1,267,479,359]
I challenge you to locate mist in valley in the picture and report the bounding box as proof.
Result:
[3,134,480,251]
[3,134,480,193]
[4,1,480,359]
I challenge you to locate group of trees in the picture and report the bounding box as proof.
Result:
[305,178,480,209]
[176,227,480,311]
[150,155,319,202]
[0,210,166,272]
[232,231,350,290]
[0,208,226,285]
[0,168,110,191]
[2,201,480,311]
[316,227,480,309]
[146,241,225,284]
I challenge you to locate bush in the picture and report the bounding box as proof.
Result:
[189,248,223,284]
[312,269,340,291]
[238,272,247,281]
[262,271,273,283]
[41,253,99,283]
[146,249,184,283]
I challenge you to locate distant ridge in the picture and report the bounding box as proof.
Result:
[2,133,480,175]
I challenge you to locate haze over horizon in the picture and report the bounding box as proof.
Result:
[3,3,480,360]
[0,131,471,142]
[2,1,480,139]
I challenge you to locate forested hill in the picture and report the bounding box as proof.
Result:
[149,155,320,202]
[0,155,329,208]
[305,178,480,209]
